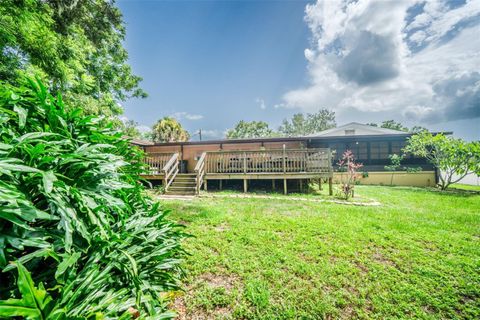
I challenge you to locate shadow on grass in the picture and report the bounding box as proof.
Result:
[163,201,225,225]
[365,184,480,198]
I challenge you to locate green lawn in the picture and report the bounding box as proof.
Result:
[163,185,480,319]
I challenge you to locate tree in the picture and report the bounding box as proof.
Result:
[365,122,378,127]
[120,119,141,139]
[410,126,428,133]
[226,120,276,139]
[152,117,190,143]
[404,132,480,190]
[0,0,146,116]
[380,120,408,132]
[384,154,404,186]
[279,109,336,136]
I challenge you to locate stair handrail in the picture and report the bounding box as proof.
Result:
[162,152,180,191]
[194,152,207,195]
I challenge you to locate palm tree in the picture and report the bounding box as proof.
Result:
[152,117,190,142]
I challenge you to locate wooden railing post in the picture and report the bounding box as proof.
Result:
[243,152,247,174]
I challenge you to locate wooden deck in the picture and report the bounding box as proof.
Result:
[141,148,333,194]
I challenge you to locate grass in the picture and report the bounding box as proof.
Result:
[162,185,480,319]
[451,183,480,192]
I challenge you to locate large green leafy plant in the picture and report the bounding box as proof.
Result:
[0,79,185,319]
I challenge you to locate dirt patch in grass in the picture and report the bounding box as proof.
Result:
[198,273,240,292]
[173,272,242,319]
[370,248,400,270]
[214,223,230,232]
[173,298,232,320]
[202,193,381,207]
[354,260,369,275]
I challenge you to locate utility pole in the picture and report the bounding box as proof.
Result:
[192,129,203,141]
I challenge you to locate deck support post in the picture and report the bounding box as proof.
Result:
[283,178,287,195]
[243,179,248,193]
[318,178,322,191]
[272,179,275,190]
[204,179,208,191]
[299,179,303,192]
[219,179,223,190]
[328,177,333,196]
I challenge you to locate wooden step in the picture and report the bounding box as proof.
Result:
[173,178,196,182]
[168,186,196,191]
[165,173,198,196]
[171,182,196,187]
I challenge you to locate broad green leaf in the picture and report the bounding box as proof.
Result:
[55,252,81,281]
[42,171,57,193]
[0,143,12,150]
[0,237,6,267]
[0,159,41,174]
[0,263,53,319]
[15,132,56,144]
[0,211,35,230]
[2,249,56,272]
[13,105,27,128]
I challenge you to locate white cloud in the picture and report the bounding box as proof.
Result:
[408,0,480,45]
[256,98,267,110]
[281,0,480,124]
[171,112,204,121]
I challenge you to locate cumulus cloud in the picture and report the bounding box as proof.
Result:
[171,112,204,121]
[256,98,267,110]
[281,0,480,124]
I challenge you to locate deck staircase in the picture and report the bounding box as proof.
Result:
[165,173,197,196]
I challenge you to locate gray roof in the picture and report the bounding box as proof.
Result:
[129,138,154,146]
[308,122,407,137]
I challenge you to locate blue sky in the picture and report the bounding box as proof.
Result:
[118,0,479,141]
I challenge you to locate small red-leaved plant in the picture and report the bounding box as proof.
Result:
[336,150,363,199]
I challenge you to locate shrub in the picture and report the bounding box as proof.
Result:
[0,79,186,319]
[336,150,363,199]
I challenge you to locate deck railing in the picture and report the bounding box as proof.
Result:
[204,148,332,174]
[194,152,207,195]
[162,152,179,191]
[144,153,175,174]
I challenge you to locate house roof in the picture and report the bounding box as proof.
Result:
[129,138,154,146]
[308,122,407,137]
[129,122,451,147]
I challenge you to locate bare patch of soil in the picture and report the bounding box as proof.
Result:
[198,273,240,292]
[214,223,230,232]
[372,250,398,269]
[173,273,241,319]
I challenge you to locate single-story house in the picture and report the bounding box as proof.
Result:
[132,123,446,194]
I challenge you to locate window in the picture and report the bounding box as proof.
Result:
[350,142,368,160]
[370,141,389,159]
[391,140,405,155]
[329,143,346,160]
